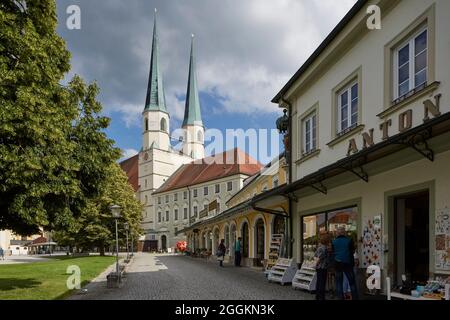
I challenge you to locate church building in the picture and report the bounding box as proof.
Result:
[120,12,262,252]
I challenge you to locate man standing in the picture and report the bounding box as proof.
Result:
[0,247,4,260]
[234,237,242,267]
[332,226,358,300]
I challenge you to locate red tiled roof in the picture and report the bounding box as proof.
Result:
[153,148,263,194]
[119,154,139,192]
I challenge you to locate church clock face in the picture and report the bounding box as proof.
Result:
[144,152,149,160]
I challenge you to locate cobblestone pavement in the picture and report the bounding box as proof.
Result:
[68,253,314,300]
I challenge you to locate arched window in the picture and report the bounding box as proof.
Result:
[197,130,203,143]
[160,118,167,132]
[145,118,149,131]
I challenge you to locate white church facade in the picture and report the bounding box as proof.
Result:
[120,12,262,252]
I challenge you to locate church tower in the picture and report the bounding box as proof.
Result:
[182,35,205,160]
[142,10,170,151]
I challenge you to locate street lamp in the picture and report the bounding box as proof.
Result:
[110,204,121,282]
[124,222,129,261]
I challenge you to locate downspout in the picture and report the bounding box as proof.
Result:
[280,97,293,259]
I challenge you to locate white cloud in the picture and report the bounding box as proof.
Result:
[58,0,358,126]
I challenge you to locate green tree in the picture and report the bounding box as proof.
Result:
[54,163,143,255]
[0,0,79,234]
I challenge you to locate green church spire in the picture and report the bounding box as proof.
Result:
[182,34,203,127]
[144,9,167,112]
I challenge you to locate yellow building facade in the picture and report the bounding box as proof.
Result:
[180,156,288,267]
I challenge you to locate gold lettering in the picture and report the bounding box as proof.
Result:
[423,94,442,122]
[347,138,359,156]
[379,119,392,140]
[362,129,375,149]
[399,109,412,133]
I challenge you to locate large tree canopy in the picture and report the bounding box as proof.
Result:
[0,1,142,242]
[0,0,79,234]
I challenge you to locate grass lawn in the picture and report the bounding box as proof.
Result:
[0,256,115,300]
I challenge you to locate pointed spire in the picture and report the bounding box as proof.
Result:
[182,34,203,127]
[144,9,167,112]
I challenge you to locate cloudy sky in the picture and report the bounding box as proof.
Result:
[56,0,357,162]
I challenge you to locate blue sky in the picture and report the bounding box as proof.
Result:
[56,0,356,163]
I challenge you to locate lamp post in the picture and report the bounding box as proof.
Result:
[124,222,129,261]
[110,205,121,282]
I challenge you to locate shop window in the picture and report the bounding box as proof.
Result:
[301,206,358,263]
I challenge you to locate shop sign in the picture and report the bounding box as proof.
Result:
[346,94,442,156]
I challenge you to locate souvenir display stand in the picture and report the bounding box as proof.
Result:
[265,234,284,275]
[267,258,297,286]
[292,261,317,291]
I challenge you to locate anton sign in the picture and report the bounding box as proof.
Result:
[347,94,442,156]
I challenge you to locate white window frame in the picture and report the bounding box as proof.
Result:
[337,82,358,134]
[393,27,428,100]
[302,113,317,154]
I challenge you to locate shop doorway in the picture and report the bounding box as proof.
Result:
[241,222,249,258]
[161,235,167,251]
[255,219,265,266]
[394,191,429,285]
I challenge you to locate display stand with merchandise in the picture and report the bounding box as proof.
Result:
[267,258,297,285]
[265,234,284,275]
[292,261,317,291]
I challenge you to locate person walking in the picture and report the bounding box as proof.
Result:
[332,226,359,300]
[217,239,226,267]
[314,233,331,300]
[0,247,4,260]
[234,237,242,267]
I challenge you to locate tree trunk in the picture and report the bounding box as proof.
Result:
[99,243,105,256]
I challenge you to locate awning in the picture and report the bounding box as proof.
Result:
[252,111,450,201]
[28,242,57,247]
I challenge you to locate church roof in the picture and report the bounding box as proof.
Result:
[153,148,263,194]
[182,35,203,127]
[144,10,167,112]
[119,154,139,192]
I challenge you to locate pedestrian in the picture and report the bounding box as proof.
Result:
[0,247,4,260]
[234,237,242,267]
[314,232,331,300]
[343,251,360,299]
[332,226,359,300]
[217,239,226,267]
